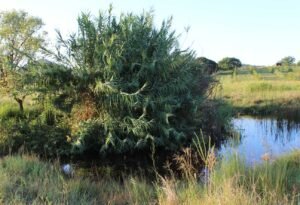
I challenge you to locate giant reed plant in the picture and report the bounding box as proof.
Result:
[31,8,216,156]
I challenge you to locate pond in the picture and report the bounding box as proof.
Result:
[219,116,300,164]
[73,116,300,179]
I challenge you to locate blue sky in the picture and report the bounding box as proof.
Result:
[1,0,300,65]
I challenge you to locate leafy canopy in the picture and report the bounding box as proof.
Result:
[0,10,46,111]
[218,57,242,71]
[278,56,295,66]
[0,10,45,69]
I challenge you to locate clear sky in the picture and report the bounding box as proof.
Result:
[1,0,300,65]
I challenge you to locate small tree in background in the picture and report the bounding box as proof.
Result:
[218,57,242,71]
[0,10,46,111]
[277,56,295,66]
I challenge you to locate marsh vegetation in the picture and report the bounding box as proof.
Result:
[0,7,300,205]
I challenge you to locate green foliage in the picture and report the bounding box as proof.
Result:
[197,100,232,137]
[21,124,70,157]
[0,103,24,120]
[218,57,242,71]
[196,57,218,74]
[0,8,229,159]
[288,67,294,72]
[0,102,40,121]
[0,102,71,157]
[0,10,45,69]
[0,120,70,157]
[277,56,295,66]
[40,107,58,126]
[34,9,217,155]
[249,82,273,92]
[212,151,300,201]
[218,66,300,116]
[0,155,158,204]
[271,66,277,73]
[0,150,299,204]
[71,120,106,155]
[0,10,46,111]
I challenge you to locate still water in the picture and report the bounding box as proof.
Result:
[219,116,300,164]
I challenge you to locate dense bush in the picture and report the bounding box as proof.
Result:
[0,9,230,158]
[33,9,224,156]
[0,105,71,157]
[71,120,106,155]
[196,57,218,74]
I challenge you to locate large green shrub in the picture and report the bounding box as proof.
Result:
[32,9,224,156]
[0,103,71,157]
[9,122,70,157]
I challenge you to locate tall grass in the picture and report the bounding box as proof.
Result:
[157,149,300,205]
[0,155,157,204]
[1,149,300,204]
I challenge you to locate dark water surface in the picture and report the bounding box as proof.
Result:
[219,116,300,164]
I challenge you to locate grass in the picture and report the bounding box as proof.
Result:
[0,155,157,204]
[1,149,300,204]
[0,95,41,120]
[216,66,300,117]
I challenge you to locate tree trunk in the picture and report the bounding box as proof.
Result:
[14,97,24,112]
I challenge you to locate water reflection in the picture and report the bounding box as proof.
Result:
[220,116,300,164]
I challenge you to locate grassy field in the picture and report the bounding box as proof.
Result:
[0,150,300,204]
[216,66,300,117]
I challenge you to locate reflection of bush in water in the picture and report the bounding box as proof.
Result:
[254,117,300,144]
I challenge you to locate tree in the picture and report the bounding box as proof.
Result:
[218,57,242,71]
[0,10,46,111]
[196,57,218,74]
[277,56,295,66]
[37,10,215,155]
